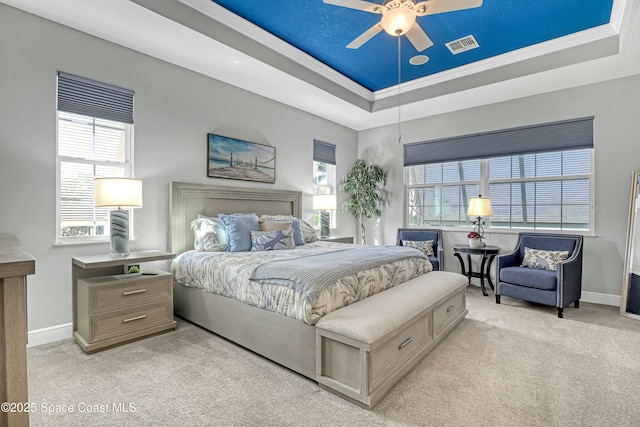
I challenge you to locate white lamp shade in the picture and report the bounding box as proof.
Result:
[313,194,337,211]
[467,196,493,217]
[94,178,143,208]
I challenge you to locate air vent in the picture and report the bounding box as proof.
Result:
[445,35,479,55]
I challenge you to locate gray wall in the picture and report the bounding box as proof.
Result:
[0,5,357,332]
[359,73,640,300]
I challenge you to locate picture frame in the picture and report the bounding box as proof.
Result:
[207,134,276,184]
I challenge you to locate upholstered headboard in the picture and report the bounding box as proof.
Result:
[169,182,303,255]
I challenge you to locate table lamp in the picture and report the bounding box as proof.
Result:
[467,195,493,238]
[94,178,142,256]
[313,194,337,238]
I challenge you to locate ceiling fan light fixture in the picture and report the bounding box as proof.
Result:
[381,7,415,36]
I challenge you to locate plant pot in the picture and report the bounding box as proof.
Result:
[469,238,483,248]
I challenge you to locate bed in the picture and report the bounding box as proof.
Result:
[169,182,467,406]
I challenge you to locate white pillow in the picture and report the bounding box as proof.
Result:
[191,216,229,252]
[299,218,318,243]
[521,247,569,271]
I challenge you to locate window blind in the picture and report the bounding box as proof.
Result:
[313,140,336,165]
[403,117,594,167]
[57,71,134,124]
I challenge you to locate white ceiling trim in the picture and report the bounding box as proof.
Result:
[179,0,374,101]
[374,23,620,100]
[1,0,637,132]
[180,0,627,104]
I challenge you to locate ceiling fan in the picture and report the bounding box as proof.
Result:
[324,0,483,52]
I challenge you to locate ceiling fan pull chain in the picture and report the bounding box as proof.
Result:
[397,34,402,144]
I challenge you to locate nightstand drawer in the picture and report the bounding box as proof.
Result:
[79,272,172,315]
[89,301,174,343]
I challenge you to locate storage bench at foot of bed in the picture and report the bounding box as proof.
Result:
[315,271,468,408]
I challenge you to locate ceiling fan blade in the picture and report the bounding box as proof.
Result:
[346,23,384,49]
[323,0,383,14]
[405,24,434,52]
[415,0,483,16]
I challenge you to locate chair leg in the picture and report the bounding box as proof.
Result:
[495,295,501,304]
[557,307,564,318]
[574,300,580,309]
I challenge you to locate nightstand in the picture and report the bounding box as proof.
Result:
[319,236,354,244]
[72,251,176,353]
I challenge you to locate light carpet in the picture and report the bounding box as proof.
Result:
[28,286,640,426]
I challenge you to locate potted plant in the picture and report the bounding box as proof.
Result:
[467,231,484,248]
[339,159,387,245]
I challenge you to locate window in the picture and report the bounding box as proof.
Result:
[56,72,134,243]
[313,140,337,229]
[403,117,594,233]
[488,149,591,230]
[407,160,480,227]
[406,148,592,232]
[313,161,336,195]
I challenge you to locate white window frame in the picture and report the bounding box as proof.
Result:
[313,160,337,230]
[55,113,134,245]
[405,160,482,228]
[404,149,594,234]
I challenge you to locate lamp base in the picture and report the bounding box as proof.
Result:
[472,216,485,238]
[320,211,330,238]
[110,209,130,256]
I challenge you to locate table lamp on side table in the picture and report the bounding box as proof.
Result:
[467,195,493,246]
[94,177,142,256]
[313,194,337,238]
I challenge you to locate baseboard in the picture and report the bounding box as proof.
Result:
[28,323,73,348]
[581,291,620,307]
[25,293,620,346]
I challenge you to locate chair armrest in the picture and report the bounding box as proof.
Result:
[557,253,583,307]
[437,244,444,271]
[497,247,520,271]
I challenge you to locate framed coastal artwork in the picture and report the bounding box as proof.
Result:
[207,134,276,184]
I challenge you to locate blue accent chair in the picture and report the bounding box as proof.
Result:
[496,233,583,318]
[396,228,444,271]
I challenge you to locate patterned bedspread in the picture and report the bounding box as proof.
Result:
[171,241,433,325]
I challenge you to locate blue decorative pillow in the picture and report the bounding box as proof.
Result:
[250,229,295,251]
[290,218,306,246]
[218,213,260,252]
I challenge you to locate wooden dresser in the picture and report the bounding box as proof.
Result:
[0,234,35,427]
[72,251,176,353]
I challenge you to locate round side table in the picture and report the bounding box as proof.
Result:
[452,245,501,296]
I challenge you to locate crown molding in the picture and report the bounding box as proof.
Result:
[374,23,620,101]
[179,0,374,101]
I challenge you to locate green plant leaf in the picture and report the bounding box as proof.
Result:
[339,159,387,236]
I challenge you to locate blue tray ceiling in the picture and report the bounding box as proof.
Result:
[213,0,613,91]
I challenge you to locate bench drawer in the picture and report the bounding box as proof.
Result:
[369,314,431,391]
[315,271,468,408]
[433,289,465,336]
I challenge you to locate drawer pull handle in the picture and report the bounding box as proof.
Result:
[123,289,147,296]
[399,337,413,350]
[122,315,147,323]
[447,304,456,313]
